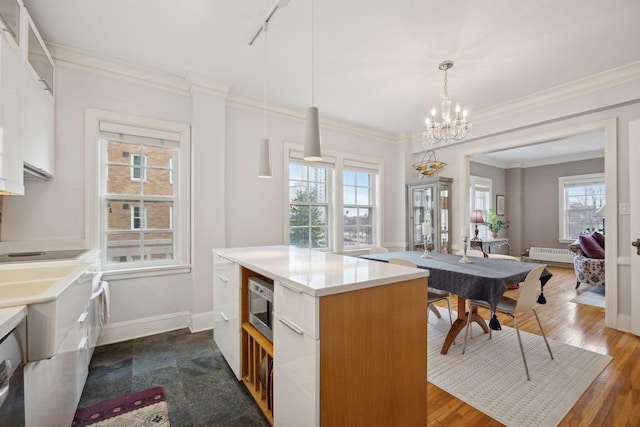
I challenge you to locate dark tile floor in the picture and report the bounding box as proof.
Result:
[78,329,270,427]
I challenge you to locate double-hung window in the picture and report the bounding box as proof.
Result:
[343,161,378,249]
[559,173,605,240]
[286,146,382,252]
[288,154,333,249]
[86,109,190,273]
[469,176,492,239]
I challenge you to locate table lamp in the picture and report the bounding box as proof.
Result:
[470,210,485,240]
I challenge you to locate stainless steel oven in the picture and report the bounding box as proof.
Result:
[248,277,274,341]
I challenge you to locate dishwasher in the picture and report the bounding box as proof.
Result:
[0,323,25,426]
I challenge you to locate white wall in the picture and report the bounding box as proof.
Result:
[1,58,405,342]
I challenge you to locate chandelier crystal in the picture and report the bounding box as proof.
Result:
[422,60,471,145]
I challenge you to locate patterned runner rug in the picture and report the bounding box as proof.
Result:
[428,310,611,427]
[72,386,170,427]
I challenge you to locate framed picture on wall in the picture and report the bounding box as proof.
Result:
[496,194,505,215]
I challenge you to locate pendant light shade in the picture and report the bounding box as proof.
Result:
[303,0,322,161]
[258,137,272,178]
[304,107,322,161]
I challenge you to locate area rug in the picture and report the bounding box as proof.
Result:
[72,387,170,427]
[570,285,606,308]
[427,310,612,427]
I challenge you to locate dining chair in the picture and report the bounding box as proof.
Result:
[461,264,553,380]
[457,249,485,258]
[388,258,453,326]
[369,246,389,254]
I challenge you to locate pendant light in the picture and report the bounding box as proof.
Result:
[258,22,273,178]
[303,0,322,161]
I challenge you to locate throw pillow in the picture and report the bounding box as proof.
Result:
[592,231,605,249]
[579,233,605,259]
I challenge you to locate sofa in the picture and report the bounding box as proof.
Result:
[568,231,605,289]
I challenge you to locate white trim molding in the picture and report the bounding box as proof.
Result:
[97,311,191,346]
[190,311,214,333]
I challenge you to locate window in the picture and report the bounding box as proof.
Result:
[285,146,382,252]
[559,173,605,240]
[131,205,146,230]
[131,154,147,181]
[469,176,492,239]
[288,161,332,249]
[343,165,378,249]
[86,109,191,274]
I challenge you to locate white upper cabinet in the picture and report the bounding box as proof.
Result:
[21,8,54,177]
[0,0,24,195]
[0,0,21,47]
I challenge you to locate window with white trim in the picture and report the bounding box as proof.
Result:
[286,146,382,252]
[559,173,605,240]
[131,154,147,181]
[343,162,379,249]
[469,176,492,239]
[86,109,191,272]
[288,157,333,249]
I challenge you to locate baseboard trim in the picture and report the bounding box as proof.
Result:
[190,311,214,333]
[97,311,191,346]
[617,314,632,333]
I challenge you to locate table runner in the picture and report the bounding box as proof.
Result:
[361,251,552,316]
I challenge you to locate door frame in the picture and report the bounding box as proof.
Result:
[458,118,618,329]
[629,119,640,336]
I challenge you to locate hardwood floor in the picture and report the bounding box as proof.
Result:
[427,266,640,427]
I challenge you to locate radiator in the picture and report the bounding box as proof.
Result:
[528,247,574,264]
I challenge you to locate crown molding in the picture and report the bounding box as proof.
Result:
[47,43,394,142]
[47,43,191,95]
[472,60,640,123]
[227,93,397,143]
[185,72,231,97]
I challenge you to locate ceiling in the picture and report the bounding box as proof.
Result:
[471,131,605,169]
[22,0,640,136]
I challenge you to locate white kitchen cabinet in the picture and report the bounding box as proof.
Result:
[21,8,54,177]
[213,254,241,379]
[0,16,24,195]
[273,312,319,427]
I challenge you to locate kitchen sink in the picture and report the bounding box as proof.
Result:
[0,262,94,361]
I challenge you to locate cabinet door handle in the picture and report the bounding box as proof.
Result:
[279,317,304,335]
[219,312,229,321]
[279,282,302,294]
[77,312,88,323]
[215,273,229,283]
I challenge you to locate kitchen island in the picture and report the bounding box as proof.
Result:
[213,245,429,427]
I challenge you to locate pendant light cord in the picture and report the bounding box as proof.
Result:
[311,0,314,107]
[263,22,268,136]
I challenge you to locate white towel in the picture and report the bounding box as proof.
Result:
[99,281,110,326]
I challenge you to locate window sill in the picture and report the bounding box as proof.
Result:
[102,264,191,281]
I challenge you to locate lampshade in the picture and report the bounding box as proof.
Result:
[258,137,272,178]
[595,204,605,218]
[304,107,322,161]
[470,210,485,224]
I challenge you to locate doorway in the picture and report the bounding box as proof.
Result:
[458,119,618,329]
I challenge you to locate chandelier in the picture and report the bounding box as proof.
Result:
[422,60,471,145]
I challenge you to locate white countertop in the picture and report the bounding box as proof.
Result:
[214,245,428,297]
[0,305,27,339]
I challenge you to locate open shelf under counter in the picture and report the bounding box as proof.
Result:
[241,322,273,425]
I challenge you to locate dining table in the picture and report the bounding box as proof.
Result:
[360,251,552,354]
